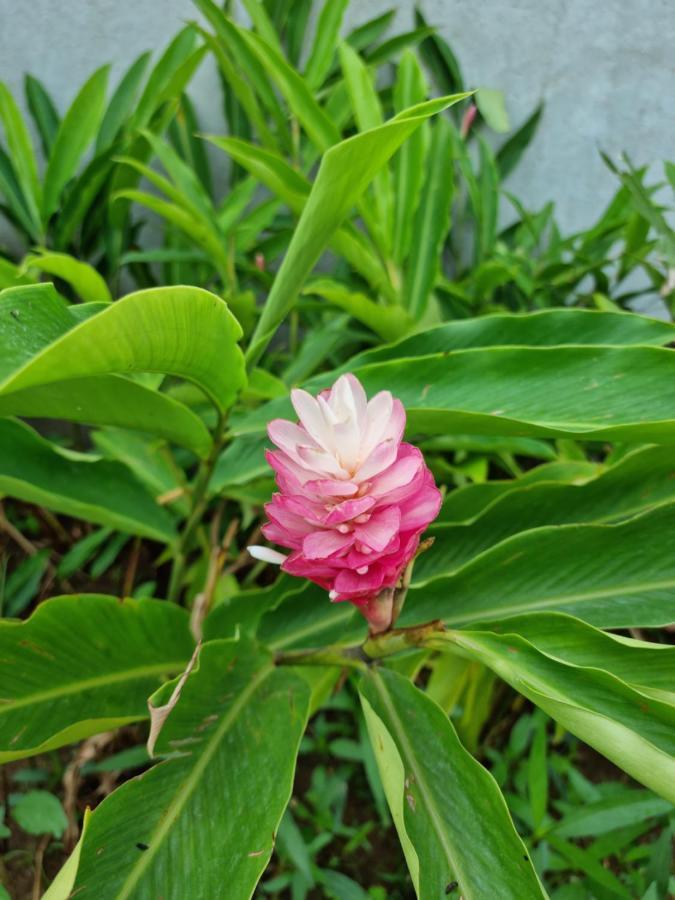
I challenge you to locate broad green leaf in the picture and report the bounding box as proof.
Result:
[437,460,601,524]
[304,0,349,89]
[359,668,545,899]
[43,66,109,219]
[478,613,675,704]
[0,419,176,541]
[259,584,365,651]
[232,341,675,444]
[0,376,211,455]
[403,116,453,318]
[23,250,112,303]
[392,50,428,263]
[245,93,470,367]
[434,629,675,803]
[0,595,194,762]
[417,444,675,581]
[0,284,222,453]
[70,640,309,899]
[401,501,675,629]
[0,82,42,228]
[351,345,675,443]
[347,307,675,369]
[0,284,245,413]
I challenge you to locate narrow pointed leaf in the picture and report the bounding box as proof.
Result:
[403,116,453,317]
[305,0,349,89]
[24,74,60,157]
[43,66,110,219]
[246,93,470,366]
[0,82,42,225]
[392,50,428,263]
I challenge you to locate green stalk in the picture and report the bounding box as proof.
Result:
[167,411,228,604]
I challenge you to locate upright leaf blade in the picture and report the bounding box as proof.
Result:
[245,93,470,366]
[24,74,60,157]
[403,116,453,317]
[392,50,428,264]
[304,0,349,89]
[43,66,110,219]
[359,668,546,899]
[0,82,42,227]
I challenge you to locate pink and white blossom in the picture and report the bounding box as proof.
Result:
[248,374,441,629]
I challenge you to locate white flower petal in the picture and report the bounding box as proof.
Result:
[291,388,335,452]
[247,545,288,565]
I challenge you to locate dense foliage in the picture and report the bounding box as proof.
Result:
[0,1,673,898]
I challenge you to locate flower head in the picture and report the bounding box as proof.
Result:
[249,374,441,628]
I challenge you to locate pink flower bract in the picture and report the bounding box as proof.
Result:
[250,374,442,625]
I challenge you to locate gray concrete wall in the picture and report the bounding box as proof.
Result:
[0,0,673,233]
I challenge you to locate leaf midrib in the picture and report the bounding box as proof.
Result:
[115,663,273,899]
[1,659,189,716]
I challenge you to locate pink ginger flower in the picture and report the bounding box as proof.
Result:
[248,374,441,632]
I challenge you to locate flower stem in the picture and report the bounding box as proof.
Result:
[276,645,369,673]
[276,619,447,671]
[167,411,228,604]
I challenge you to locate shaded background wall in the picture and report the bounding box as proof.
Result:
[0,0,673,233]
